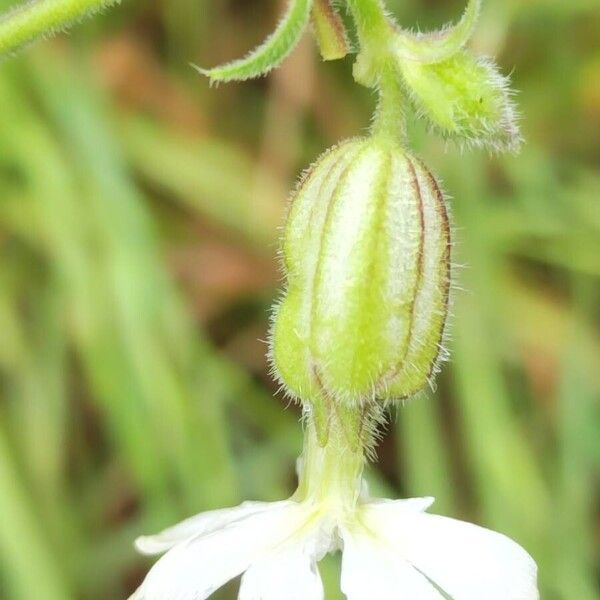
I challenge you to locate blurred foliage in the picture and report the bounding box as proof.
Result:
[0,0,598,599]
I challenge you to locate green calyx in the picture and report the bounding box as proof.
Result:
[269,136,451,427]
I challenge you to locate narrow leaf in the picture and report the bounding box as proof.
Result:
[393,0,480,64]
[197,0,313,83]
[311,0,349,61]
[0,0,120,58]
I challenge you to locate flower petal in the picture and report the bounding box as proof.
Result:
[135,501,284,555]
[365,496,435,513]
[130,501,300,600]
[239,545,324,600]
[364,499,539,600]
[341,529,445,600]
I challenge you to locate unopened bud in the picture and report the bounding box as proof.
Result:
[270,137,451,407]
[398,50,521,151]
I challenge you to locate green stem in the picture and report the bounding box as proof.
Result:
[346,0,407,140]
[0,0,120,57]
[372,65,407,141]
[294,407,366,510]
[346,0,391,45]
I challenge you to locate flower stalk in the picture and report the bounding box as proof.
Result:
[346,0,408,141]
[347,0,391,46]
[294,407,365,509]
[346,0,394,86]
[371,66,407,141]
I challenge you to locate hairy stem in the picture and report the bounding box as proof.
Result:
[347,0,407,140]
[346,0,390,44]
[372,65,407,140]
[0,0,120,57]
[295,407,366,509]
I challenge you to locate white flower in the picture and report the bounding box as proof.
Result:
[131,485,538,600]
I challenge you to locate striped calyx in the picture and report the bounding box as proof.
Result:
[270,137,451,411]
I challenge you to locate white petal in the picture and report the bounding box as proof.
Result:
[131,501,300,600]
[341,529,445,600]
[364,499,539,600]
[365,496,435,512]
[239,545,323,600]
[135,501,282,555]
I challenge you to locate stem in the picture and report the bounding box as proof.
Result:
[0,0,120,57]
[295,407,366,511]
[371,65,407,141]
[346,0,407,141]
[346,0,391,45]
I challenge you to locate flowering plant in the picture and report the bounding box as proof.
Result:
[0,0,538,598]
[130,1,537,598]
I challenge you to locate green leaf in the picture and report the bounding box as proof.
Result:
[0,0,120,58]
[196,0,313,83]
[311,0,349,61]
[393,0,481,64]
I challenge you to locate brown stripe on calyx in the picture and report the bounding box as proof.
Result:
[307,147,370,379]
[286,140,355,216]
[285,144,354,276]
[374,154,425,399]
[416,158,452,380]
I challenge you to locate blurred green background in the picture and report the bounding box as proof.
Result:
[0,0,598,598]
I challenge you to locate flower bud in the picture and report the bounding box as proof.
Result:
[270,137,451,406]
[397,50,521,152]
[388,0,521,152]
